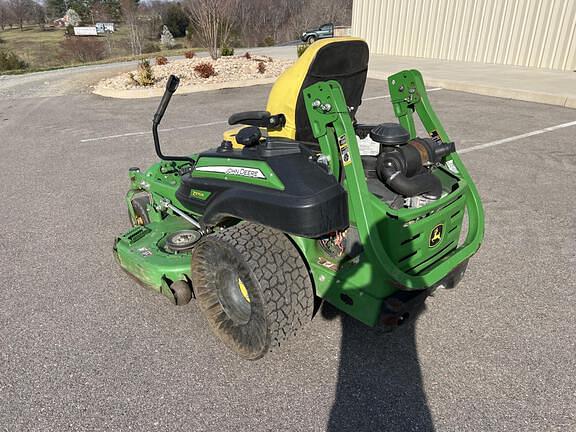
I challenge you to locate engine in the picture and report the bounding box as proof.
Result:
[358,123,455,209]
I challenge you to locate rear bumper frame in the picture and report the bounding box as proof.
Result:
[379,259,469,326]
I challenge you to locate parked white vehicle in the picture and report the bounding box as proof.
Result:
[96,23,115,34]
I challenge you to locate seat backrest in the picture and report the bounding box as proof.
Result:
[266,37,369,142]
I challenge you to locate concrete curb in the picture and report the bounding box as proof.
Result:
[92,77,277,99]
[367,71,576,108]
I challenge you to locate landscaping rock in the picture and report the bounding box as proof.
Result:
[97,56,294,92]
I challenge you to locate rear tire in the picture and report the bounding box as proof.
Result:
[191,223,314,360]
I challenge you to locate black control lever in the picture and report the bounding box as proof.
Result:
[153,75,194,163]
[154,74,179,124]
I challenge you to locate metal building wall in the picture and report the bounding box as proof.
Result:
[351,0,576,71]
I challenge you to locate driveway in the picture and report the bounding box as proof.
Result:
[0,75,575,431]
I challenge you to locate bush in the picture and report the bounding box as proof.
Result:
[0,50,28,72]
[135,59,155,86]
[243,51,251,59]
[263,36,275,47]
[297,43,310,57]
[186,24,195,41]
[194,62,215,78]
[156,56,168,65]
[60,37,106,63]
[257,61,266,74]
[184,50,195,59]
[162,3,189,38]
[220,46,234,56]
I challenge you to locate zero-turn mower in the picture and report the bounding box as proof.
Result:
[113,37,484,360]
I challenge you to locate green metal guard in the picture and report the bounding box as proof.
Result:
[300,76,484,325]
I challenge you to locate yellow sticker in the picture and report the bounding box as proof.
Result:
[341,146,352,166]
[338,135,352,166]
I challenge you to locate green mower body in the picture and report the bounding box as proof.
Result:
[114,38,484,358]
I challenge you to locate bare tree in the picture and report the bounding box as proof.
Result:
[266,0,290,43]
[133,1,162,41]
[32,1,47,29]
[0,0,15,31]
[90,1,113,25]
[314,0,352,26]
[236,1,258,47]
[153,0,351,51]
[284,0,352,42]
[8,0,34,31]
[184,0,238,60]
[120,0,142,56]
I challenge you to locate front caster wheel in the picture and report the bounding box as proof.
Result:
[191,223,314,360]
[170,280,193,305]
[129,194,150,226]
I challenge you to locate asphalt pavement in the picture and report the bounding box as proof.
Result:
[0,74,575,431]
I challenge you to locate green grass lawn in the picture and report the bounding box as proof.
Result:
[0,24,192,71]
[0,26,65,67]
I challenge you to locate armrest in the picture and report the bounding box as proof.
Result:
[228,111,286,129]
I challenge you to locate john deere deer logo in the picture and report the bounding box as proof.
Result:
[429,224,444,247]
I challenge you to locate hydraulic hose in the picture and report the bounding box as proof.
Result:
[381,166,442,198]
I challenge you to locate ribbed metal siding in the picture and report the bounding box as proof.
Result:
[352,0,576,71]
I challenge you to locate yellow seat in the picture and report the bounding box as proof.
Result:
[224,37,369,147]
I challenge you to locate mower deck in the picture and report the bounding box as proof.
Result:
[114,215,197,302]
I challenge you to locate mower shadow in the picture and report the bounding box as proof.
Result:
[324,301,434,432]
[321,221,434,432]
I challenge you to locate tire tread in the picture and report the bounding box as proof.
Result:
[213,223,314,352]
